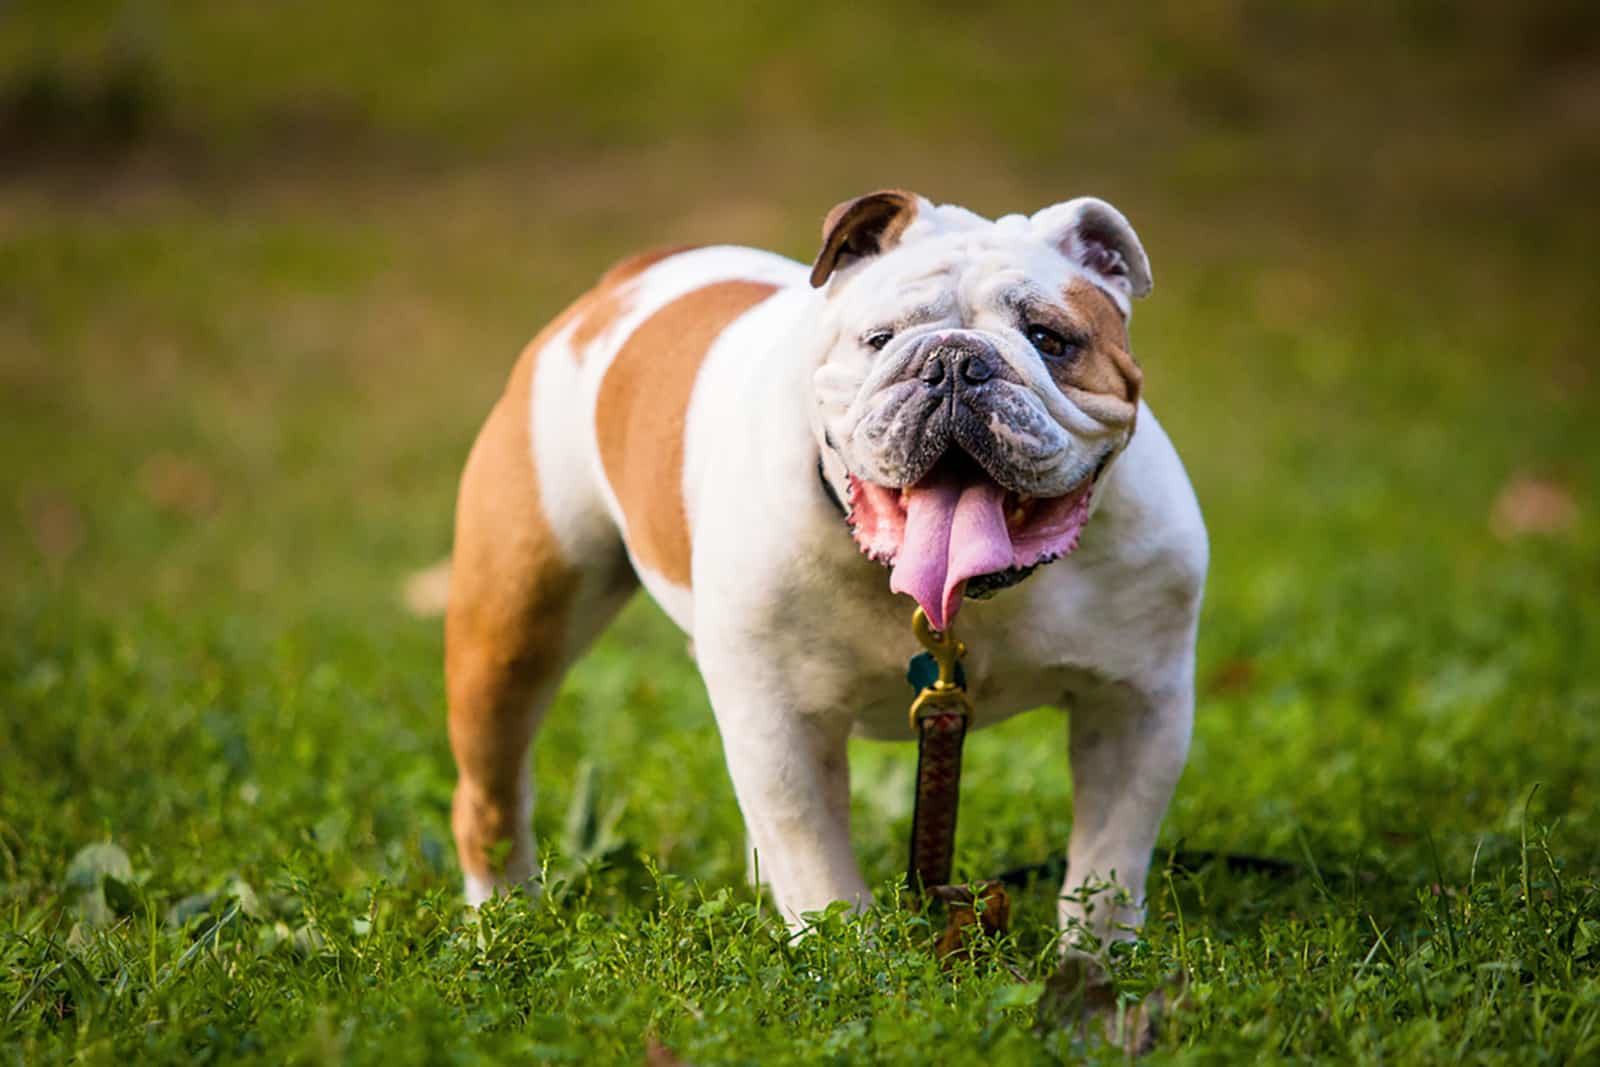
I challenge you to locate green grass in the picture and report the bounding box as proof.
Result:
[3,3,1599,1062]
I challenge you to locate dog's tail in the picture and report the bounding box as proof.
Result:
[402,556,452,618]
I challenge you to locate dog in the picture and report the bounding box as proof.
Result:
[446,190,1206,954]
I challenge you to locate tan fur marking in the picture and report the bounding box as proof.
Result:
[556,248,705,364]
[596,280,779,586]
[445,327,576,886]
[569,284,633,353]
[1055,280,1143,422]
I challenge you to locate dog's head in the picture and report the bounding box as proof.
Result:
[809,190,1152,629]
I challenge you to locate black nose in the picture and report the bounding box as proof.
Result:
[958,351,992,384]
[919,343,995,390]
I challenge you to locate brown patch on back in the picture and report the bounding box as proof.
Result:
[1055,280,1143,421]
[542,246,705,364]
[515,286,621,367]
[569,283,633,352]
[595,279,778,586]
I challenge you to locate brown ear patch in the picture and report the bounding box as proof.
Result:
[1053,280,1143,421]
[810,189,920,288]
[595,279,779,586]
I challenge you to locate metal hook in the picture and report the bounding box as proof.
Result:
[909,607,971,729]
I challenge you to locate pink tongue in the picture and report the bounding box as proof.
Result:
[889,470,1014,631]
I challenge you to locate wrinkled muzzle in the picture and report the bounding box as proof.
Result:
[844,330,1079,494]
[835,330,1113,629]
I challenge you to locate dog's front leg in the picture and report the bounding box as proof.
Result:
[1059,676,1193,956]
[698,652,868,927]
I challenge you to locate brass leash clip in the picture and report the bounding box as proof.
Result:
[908,607,973,731]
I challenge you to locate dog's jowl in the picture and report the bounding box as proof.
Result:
[446,191,1207,954]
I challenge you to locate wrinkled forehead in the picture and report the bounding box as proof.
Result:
[826,215,1095,323]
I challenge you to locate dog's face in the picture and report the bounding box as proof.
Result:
[808,190,1153,629]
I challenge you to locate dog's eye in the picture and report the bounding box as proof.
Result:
[864,330,894,351]
[1026,324,1076,360]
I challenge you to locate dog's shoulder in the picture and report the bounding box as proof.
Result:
[1097,403,1209,602]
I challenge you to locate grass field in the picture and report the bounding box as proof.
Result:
[3,3,1599,1063]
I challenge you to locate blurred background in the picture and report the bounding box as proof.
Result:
[4,1,1596,608]
[3,0,1598,944]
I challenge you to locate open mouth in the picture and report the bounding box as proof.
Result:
[846,450,1100,631]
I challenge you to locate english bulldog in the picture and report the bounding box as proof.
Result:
[446,190,1207,955]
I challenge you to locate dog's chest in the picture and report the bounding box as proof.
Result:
[766,561,1116,741]
[841,648,1090,741]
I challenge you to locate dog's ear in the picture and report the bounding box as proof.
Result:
[1032,197,1152,305]
[809,189,922,288]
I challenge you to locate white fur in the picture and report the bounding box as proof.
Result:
[492,199,1206,954]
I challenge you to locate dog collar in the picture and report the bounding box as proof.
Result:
[817,456,848,518]
[816,432,854,520]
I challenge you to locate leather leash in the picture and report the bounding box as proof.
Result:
[905,607,973,893]
[905,608,1016,960]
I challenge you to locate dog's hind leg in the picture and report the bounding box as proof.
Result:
[446,339,634,905]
